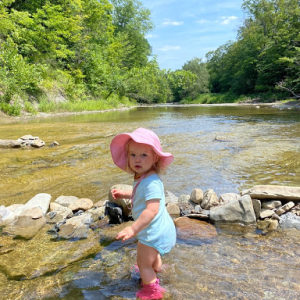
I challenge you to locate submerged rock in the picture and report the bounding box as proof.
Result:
[174,217,218,240]
[3,213,46,239]
[0,228,102,280]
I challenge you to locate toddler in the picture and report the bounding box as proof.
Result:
[110,127,176,299]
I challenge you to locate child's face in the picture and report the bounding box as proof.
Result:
[128,141,158,175]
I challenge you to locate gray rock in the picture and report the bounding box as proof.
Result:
[279,212,300,230]
[165,190,179,204]
[68,198,94,212]
[46,203,73,224]
[260,209,274,219]
[261,200,282,209]
[219,193,240,205]
[190,189,203,204]
[275,201,295,216]
[210,195,256,224]
[251,199,261,219]
[3,214,46,239]
[166,203,180,216]
[241,185,300,201]
[58,213,93,239]
[178,194,190,204]
[24,193,51,215]
[55,195,79,207]
[201,189,219,210]
[108,184,133,218]
[6,204,25,216]
[87,207,106,222]
[194,205,202,213]
[0,205,16,226]
[21,207,43,219]
[31,138,45,148]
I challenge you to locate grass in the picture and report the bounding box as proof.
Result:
[0,94,136,116]
[179,91,293,105]
[38,95,134,113]
[179,93,245,104]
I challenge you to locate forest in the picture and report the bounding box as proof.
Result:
[0,0,299,115]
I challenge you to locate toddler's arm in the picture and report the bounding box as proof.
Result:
[111,189,132,200]
[116,199,159,242]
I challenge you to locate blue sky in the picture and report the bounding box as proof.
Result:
[140,0,245,70]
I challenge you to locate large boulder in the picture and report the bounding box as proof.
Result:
[108,184,133,218]
[241,185,300,201]
[210,195,256,224]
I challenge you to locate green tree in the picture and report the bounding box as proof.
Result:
[180,58,209,99]
[242,0,300,92]
[111,0,153,68]
[166,69,197,102]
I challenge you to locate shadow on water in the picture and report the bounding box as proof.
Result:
[1,105,300,299]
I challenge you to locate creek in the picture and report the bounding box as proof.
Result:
[1,105,300,299]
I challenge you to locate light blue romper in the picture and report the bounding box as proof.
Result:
[131,174,176,256]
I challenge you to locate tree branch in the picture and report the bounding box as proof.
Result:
[276,81,300,99]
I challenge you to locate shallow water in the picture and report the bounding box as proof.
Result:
[1,105,300,299]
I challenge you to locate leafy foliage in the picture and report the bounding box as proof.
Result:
[0,0,175,115]
[206,0,300,97]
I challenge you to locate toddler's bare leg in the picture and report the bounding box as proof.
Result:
[153,252,162,273]
[137,242,158,284]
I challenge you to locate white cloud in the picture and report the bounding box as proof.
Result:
[162,20,184,26]
[219,16,238,25]
[159,45,181,51]
[197,19,210,24]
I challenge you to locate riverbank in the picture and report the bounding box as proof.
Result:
[0,99,299,124]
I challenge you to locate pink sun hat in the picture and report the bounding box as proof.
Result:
[110,127,174,172]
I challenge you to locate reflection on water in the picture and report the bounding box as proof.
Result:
[1,105,300,299]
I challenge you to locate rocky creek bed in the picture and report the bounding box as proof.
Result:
[1,184,300,283]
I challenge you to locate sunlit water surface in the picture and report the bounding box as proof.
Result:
[1,105,300,299]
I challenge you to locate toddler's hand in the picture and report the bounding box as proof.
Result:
[111,189,123,200]
[116,226,135,242]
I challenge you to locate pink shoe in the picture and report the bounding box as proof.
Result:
[136,278,166,300]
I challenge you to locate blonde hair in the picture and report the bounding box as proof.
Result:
[125,139,167,175]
